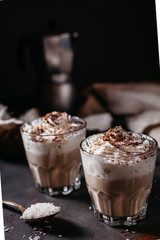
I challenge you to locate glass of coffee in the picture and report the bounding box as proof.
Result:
[21,112,86,196]
[80,126,157,226]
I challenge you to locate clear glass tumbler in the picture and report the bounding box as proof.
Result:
[21,116,86,196]
[80,132,157,226]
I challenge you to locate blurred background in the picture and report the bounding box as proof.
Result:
[0,0,160,115]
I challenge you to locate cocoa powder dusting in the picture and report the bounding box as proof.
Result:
[120,228,160,240]
[104,126,135,146]
[102,126,152,157]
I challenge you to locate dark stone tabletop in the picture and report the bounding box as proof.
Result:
[1,150,160,240]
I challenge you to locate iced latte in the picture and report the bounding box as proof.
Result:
[80,126,157,226]
[21,112,86,196]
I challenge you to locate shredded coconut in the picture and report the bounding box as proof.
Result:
[22,202,61,220]
[28,236,41,240]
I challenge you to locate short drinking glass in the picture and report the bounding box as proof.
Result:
[80,128,157,226]
[21,113,86,196]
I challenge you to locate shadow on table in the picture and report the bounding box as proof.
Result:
[29,216,93,239]
[0,155,28,166]
[54,177,91,205]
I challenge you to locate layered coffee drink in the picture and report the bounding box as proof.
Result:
[80,126,157,226]
[21,112,86,196]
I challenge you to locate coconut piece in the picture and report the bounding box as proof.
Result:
[19,108,40,122]
[77,94,106,117]
[126,110,160,148]
[81,83,160,115]
[143,123,160,148]
[126,110,160,133]
[84,112,113,132]
[0,104,11,120]
[0,104,40,158]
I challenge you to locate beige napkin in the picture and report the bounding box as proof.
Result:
[126,110,160,147]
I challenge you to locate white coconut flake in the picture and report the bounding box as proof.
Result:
[22,202,61,220]
[28,237,41,240]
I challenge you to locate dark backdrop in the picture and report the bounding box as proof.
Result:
[0,0,160,112]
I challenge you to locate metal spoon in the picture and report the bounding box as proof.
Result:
[2,200,61,222]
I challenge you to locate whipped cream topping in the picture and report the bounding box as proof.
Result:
[85,126,153,157]
[81,127,157,180]
[23,112,83,135]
